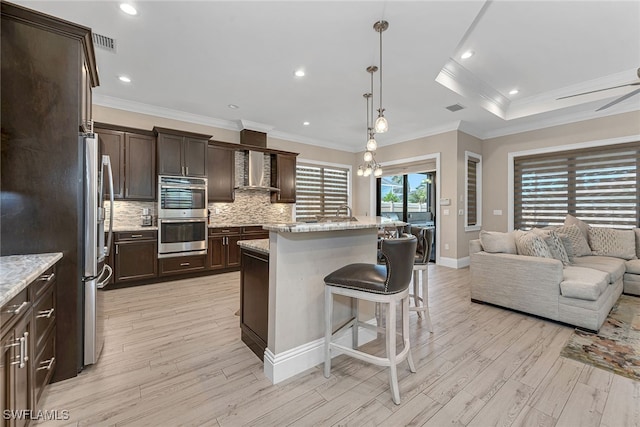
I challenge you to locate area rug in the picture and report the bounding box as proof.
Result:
[560,294,640,381]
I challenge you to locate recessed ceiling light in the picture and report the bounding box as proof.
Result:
[119,3,137,15]
[303,121,310,126]
[118,75,131,83]
[294,69,305,77]
[228,104,239,109]
[509,89,519,95]
[460,50,474,60]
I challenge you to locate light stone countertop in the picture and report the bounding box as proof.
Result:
[237,239,269,255]
[0,252,63,307]
[263,216,407,233]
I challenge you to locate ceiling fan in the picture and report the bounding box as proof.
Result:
[557,67,640,111]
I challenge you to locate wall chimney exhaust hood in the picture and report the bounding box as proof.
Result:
[235,150,280,192]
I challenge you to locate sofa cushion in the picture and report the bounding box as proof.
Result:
[479,230,517,254]
[560,266,609,301]
[532,229,570,265]
[571,256,626,284]
[625,259,640,275]
[588,227,637,260]
[514,231,553,258]
[564,214,590,240]
[556,224,592,257]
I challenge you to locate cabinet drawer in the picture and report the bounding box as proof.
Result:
[115,231,157,241]
[33,329,56,404]
[209,227,241,236]
[1,287,30,333]
[159,255,206,275]
[33,284,56,351]
[241,226,265,234]
[30,266,56,300]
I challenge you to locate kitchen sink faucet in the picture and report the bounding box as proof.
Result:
[335,204,353,218]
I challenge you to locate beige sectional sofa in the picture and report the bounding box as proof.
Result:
[469,216,639,331]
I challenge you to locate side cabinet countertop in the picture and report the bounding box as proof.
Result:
[0,252,63,306]
[263,216,407,233]
[238,239,269,255]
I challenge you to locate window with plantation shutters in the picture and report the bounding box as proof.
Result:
[465,152,482,231]
[514,142,640,230]
[295,163,349,221]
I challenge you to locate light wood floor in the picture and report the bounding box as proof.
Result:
[34,265,639,427]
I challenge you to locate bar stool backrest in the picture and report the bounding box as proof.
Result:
[409,226,434,265]
[379,235,417,293]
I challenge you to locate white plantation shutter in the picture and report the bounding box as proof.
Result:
[296,164,349,221]
[514,142,640,230]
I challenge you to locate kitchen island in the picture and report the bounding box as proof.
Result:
[241,216,405,384]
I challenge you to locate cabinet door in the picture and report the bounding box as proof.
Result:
[240,249,269,360]
[157,134,184,176]
[97,129,125,199]
[208,236,225,270]
[114,241,158,282]
[184,137,207,177]
[207,146,235,202]
[271,154,297,203]
[1,329,14,427]
[226,235,243,268]
[125,133,156,200]
[13,316,32,427]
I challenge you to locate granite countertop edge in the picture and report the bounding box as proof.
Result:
[0,252,63,307]
[263,217,407,233]
[237,239,269,255]
[109,223,270,232]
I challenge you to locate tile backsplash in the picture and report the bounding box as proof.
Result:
[105,200,156,229]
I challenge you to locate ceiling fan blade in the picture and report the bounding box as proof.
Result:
[557,82,640,100]
[596,87,640,111]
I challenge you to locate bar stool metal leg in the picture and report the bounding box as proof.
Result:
[324,286,332,378]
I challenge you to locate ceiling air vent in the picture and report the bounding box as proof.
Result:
[445,103,465,112]
[92,33,116,53]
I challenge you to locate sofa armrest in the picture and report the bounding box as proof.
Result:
[470,251,563,320]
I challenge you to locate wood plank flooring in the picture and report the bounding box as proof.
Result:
[33,266,639,426]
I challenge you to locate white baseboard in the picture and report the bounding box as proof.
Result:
[264,320,378,384]
[439,256,470,269]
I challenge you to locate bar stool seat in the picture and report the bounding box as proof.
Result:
[324,235,417,405]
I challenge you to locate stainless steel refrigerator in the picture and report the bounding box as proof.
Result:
[81,132,114,365]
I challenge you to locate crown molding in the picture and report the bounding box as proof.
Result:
[92,94,241,131]
[376,121,465,148]
[239,119,274,133]
[268,130,350,152]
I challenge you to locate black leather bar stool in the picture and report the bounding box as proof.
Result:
[408,226,434,331]
[323,235,417,405]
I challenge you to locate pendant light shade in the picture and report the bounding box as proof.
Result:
[366,136,377,152]
[374,116,388,133]
[364,150,373,162]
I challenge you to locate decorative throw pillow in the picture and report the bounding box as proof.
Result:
[532,228,570,265]
[556,224,591,257]
[514,230,553,259]
[556,232,575,263]
[564,214,590,240]
[479,230,517,254]
[588,227,637,260]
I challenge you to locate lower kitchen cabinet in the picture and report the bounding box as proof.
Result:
[1,263,57,427]
[208,227,242,270]
[240,248,269,360]
[114,231,158,283]
[159,255,206,276]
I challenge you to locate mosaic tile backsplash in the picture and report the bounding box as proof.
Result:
[106,151,293,229]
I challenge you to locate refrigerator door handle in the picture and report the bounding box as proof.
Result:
[102,155,114,257]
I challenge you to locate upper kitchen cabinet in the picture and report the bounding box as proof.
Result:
[154,127,211,177]
[95,123,156,200]
[207,143,235,202]
[270,153,297,203]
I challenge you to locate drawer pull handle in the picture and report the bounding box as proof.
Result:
[131,234,143,238]
[8,301,29,315]
[180,262,190,266]
[39,273,55,282]
[221,229,230,233]
[22,332,29,367]
[37,308,55,319]
[12,333,29,368]
[37,357,55,371]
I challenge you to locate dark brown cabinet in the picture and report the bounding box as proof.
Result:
[270,154,297,203]
[207,144,235,202]
[155,127,210,177]
[208,227,242,270]
[159,255,207,276]
[1,263,57,427]
[96,124,156,201]
[240,248,269,360]
[114,232,158,283]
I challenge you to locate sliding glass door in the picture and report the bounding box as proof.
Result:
[376,172,435,226]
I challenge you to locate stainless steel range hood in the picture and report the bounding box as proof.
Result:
[235,150,280,192]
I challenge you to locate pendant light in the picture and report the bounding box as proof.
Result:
[366,65,378,152]
[373,20,389,133]
[357,67,383,178]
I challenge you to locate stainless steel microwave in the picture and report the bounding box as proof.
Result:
[158,175,207,219]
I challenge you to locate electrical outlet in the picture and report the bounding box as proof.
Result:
[493,209,503,216]
[444,243,450,250]
[443,209,450,215]
[458,209,464,216]
[215,208,221,214]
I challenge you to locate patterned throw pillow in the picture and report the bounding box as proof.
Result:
[514,230,553,259]
[564,214,590,240]
[556,224,591,257]
[588,227,637,260]
[532,228,570,265]
[556,232,575,263]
